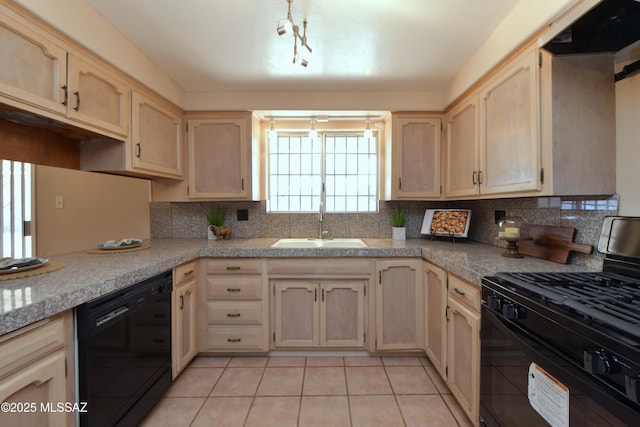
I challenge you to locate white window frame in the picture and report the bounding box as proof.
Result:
[267,131,378,213]
[1,160,34,258]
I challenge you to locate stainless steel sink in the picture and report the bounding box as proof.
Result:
[270,238,368,248]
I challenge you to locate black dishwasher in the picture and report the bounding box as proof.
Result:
[76,270,173,427]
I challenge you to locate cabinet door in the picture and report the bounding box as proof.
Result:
[67,54,130,137]
[188,117,250,199]
[478,46,540,195]
[131,91,183,179]
[376,260,422,350]
[423,261,447,379]
[445,96,479,198]
[391,116,442,199]
[0,351,67,427]
[320,281,365,347]
[273,280,319,347]
[0,9,67,117]
[447,297,480,426]
[172,279,197,378]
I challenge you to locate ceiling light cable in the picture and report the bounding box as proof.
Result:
[277,0,311,67]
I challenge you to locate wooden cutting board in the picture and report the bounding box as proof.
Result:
[518,224,593,264]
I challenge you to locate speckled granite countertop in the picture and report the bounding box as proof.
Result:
[0,238,593,335]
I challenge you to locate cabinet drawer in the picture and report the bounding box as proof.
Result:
[207,301,263,324]
[174,261,196,285]
[206,325,265,351]
[207,276,263,300]
[206,259,263,275]
[448,275,480,312]
[0,317,66,379]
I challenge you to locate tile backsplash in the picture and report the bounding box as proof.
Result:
[151,194,618,269]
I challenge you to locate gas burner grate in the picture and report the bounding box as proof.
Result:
[494,272,640,338]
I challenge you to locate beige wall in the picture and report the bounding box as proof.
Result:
[35,166,151,256]
[615,41,640,216]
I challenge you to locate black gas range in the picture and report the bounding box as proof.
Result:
[481,217,640,427]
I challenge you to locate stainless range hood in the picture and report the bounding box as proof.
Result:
[543,0,640,55]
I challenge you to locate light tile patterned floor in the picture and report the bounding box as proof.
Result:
[141,356,474,427]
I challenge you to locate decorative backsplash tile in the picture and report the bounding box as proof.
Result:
[151,194,618,268]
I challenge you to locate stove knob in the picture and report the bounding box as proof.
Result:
[584,350,621,375]
[487,295,502,311]
[625,375,640,404]
[502,303,524,320]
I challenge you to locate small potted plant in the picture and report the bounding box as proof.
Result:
[390,207,407,240]
[206,207,232,240]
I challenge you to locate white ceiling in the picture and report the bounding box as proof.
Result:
[84,0,521,94]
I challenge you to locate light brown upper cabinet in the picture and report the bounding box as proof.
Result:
[384,114,442,200]
[445,96,479,198]
[445,39,615,199]
[0,4,130,140]
[187,113,256,200]
[477,44,541,196]
[66,54,130,138]
[0,6,68,118]
[445,43,540,198]
[130,91,183,179]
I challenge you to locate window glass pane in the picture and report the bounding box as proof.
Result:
[267,132,377,213]
[290,154,301,175]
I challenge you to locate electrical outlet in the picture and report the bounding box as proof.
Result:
[55,195,64,209]
[237,209,249,221]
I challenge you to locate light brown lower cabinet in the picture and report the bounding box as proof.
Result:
[423,261,448,379]
[201,259,269,352]
[447,275,481,427]
[272,280,366,348]
[375,259,423,350]
[172,261,198,378]
[0,312,74,427]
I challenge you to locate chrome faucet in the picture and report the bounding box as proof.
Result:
[318,200,328,239]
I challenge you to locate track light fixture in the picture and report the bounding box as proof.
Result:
[308,118,318,139]
[268,119,277,140]
[364,119,373,140]
[277,0,312,67]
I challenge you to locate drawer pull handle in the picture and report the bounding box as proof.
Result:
[184,269,194,276]
[226,313,241,317]
[226,288,242,292]
[226,266,241,271]
[227,338,242,343]
[454,288,466,296]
